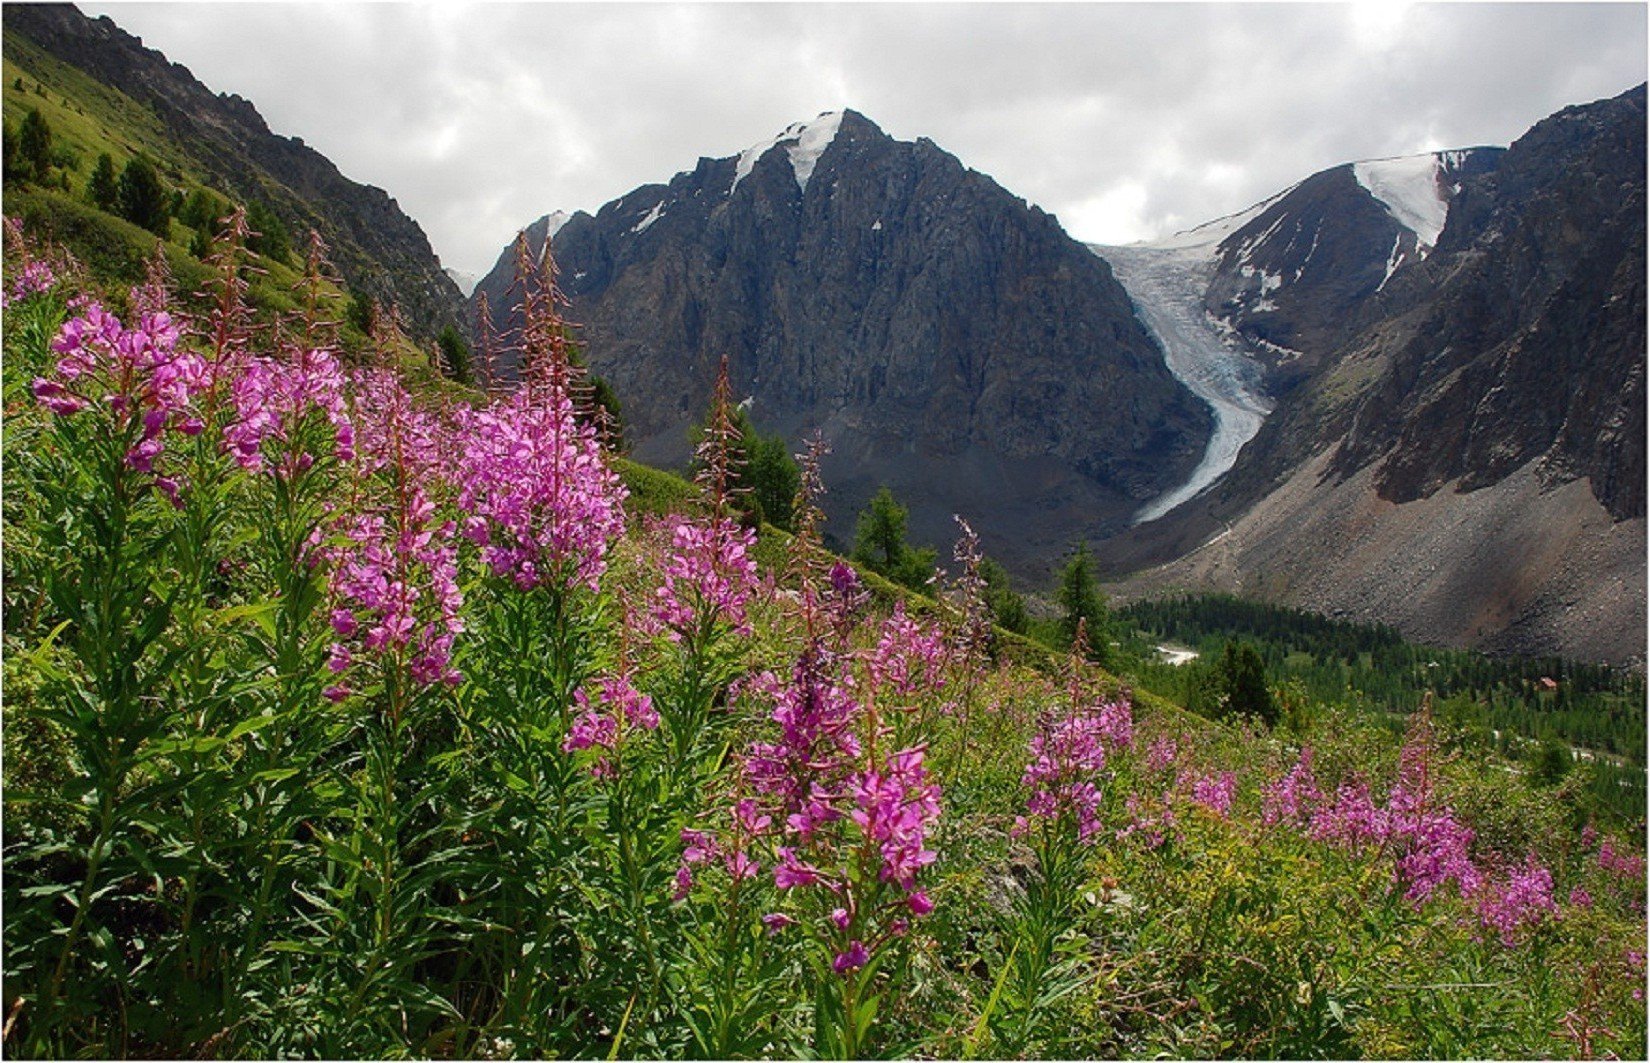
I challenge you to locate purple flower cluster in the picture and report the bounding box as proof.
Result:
[1188,771,1238,819]
[563,671,659,776]
[1016,697,1133,844]
[321,373,462,694]
[1477,855,1556,946]
[1598,836,1647,880]
[867,602,947,705]
[744,649,863,833]
[652,516,758,640]
[1144,735,1179,775]
[1391,806,1480,904]
[454,383,626,592]
[1117,791,1176,850]
[223,348,354,475]
[34,304,207,501]
[1307,779,1391,850]
[4,257,56,307]
[846,747,941,893]
[681,623,943,978]
[1261,746,1320,826]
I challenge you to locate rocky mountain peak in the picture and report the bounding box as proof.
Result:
[475,109,1212,574]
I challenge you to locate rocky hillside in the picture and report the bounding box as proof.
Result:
[476,111,1211,574]
[4,3,465,341]
[1108,85,1646,666]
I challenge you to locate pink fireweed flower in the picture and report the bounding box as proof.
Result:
[319,374,463,689]
[563,672,659,774]
[4,257,57,306]
[1392,808,1480,904]
[1262,746,1321,826]
[867,602,948,705]
[833,940,870,975]
[1599,836,1647,880]
[1144,735,1180,775]
[1569,886,1594,908]
[847,745,942,891]
[1189,771,1238,819]
[652,515,758,639]
[1308,778,1391,851]
[743,646,863,819]
[1019,699,1126,844]
[453,379,626,591]
[1116,790,1176,850]
[1477,856,1557,946]
[222,348,353,474]
[34,303,208,489]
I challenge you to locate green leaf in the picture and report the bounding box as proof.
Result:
[966,938,1019,1059]
[606,992,637,1061]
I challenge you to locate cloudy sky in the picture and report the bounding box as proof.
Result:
[82,1,1647,280]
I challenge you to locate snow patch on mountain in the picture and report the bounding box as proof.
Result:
[1140,184,1297,252]
[631,199,666,234]
[444,267,478,298]
[544,209,572,242]
[1354,154,1448,248]
[730,111,844,194]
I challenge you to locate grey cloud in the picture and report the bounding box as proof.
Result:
[84,2,1646,275]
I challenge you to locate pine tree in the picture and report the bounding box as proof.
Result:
[437,325,473,386]
[852,486,934,589]
[731,409,799,531]
[1056,542,1109,663]
[245,200,291,264]
[115,156,170,238]
[1218,641,1276,725]
[86,153,117,210]
[18,108,52,184]
[980,557,1028,634]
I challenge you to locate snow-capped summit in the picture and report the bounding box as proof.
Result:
[730,111,845,194]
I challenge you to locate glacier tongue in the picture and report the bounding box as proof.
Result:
[1094,241,1273,524]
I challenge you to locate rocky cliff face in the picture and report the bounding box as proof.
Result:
[1107,85,1646,665]
[5,3,466,341]
[477,110,1211,573]
[1331,86,1645,523]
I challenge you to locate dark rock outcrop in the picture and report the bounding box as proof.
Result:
[5,3,466,341]
[477,111,1212,574]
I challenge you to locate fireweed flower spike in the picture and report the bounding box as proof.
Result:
[321,369,463,694]
[33,300,208,499]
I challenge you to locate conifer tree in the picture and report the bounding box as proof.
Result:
[115,155,169,238]
[1057,541,1109,663]
[85,152,117,210]
[18,108,52,184]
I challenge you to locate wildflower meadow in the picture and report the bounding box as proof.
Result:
[2,214,1645,1059]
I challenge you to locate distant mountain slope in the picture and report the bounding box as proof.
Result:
[1203,148,1503,391]
[476,110,1212,574]
[3,3,465,341]
[1107,85,1646,666]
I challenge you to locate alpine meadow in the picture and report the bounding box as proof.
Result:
[2,4,1645,1060]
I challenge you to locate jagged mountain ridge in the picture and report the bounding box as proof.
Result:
[4,3,466,341]
[1106,85,1646,665]
[475,110,1212,575]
